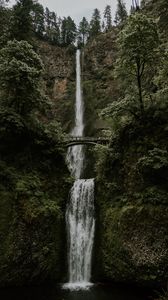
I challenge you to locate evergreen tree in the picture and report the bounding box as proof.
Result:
[0,0,11,47]
[61,16,76,46]
[50,12,60,44]
[11,0,34,42]
[78,17,89,46]
[103,5,112,32]
[115,0,128,25]
[44,8,60,44]
[89,8,101,39]
[32,2,45,38]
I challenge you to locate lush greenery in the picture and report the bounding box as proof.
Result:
[0,2,71,285]
[0,0,168,291]
[83,0,168,290]
[0,0,128,48]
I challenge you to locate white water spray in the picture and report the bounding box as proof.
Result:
[64,50,95,290]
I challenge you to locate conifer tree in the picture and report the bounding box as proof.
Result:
[61,17,76,46]
[104,5,112,32]
[44,8,60,44]
[32,2,45,38]
[115,0,128,25]
[11,0,34,41]
[78,17,89,46]
[0,0,11,46]
[89,8,101,38]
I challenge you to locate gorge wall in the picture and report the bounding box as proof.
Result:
[38,41,76,132]
[0,23,168,289]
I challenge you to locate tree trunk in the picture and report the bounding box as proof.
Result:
[137,61,145,117]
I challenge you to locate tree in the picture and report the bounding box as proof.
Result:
[61,16,76,46]
[78,17,89,46]
[11,0,34,42]
[154,0,168,33]
[0,0,11,47]
[0,40,44,117]
[103,5,112,32]
[89,8,101,39]
[115,0,127,25]
[115,13,159,117]
[44,8,60,44]
[32,2,45,38]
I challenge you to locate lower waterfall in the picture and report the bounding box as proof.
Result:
[63,49,95,290]
[66,179,95,289]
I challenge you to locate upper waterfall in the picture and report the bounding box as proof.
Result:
[67,49,84,179]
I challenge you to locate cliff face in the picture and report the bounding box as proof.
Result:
[38,41,76,132]
[82,30,119,135]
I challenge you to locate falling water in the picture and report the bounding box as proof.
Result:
[64,50,95,290]
[67,49,84,179]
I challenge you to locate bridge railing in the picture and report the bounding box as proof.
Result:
[63,136,109,142]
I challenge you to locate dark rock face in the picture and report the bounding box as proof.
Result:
[38,41,76,132]
[82,30,119,136]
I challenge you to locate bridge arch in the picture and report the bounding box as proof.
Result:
[63,136,110,148]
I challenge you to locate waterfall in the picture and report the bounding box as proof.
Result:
[64,50,95,290]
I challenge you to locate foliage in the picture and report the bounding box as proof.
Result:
[103,5,112,32]
[11,0,34,42]
[32,2,45,38]
[0,0,11,47]
[61,16,76,46]
[89,8,101,39]
[115,0,128,25]
[155,290,168,300]
[78,17,89,46]
[0,40,44,116]
[114,12,159,117]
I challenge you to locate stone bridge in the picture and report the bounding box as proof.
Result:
[63,136,110,147]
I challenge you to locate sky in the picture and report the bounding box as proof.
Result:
[9,0,133,23]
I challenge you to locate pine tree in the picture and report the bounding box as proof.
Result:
[11,0,34,41]
[104,5,112,32]
[32,2,45,38]
[61,17,76,46]
[50,12,60,45]
[115,0,128,25]
[78,17,89,46]
[44,9,60,44]
[89,8,101,39]
[0,0,11,47]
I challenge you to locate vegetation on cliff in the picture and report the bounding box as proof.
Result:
[0,0,168,293]
[90,1,168,290]
[0,1,71,286]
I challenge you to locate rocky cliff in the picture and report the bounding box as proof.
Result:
[82,30,119,135]
[38,41,76,132]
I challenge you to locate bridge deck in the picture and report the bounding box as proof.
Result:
[62,136,110,146]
